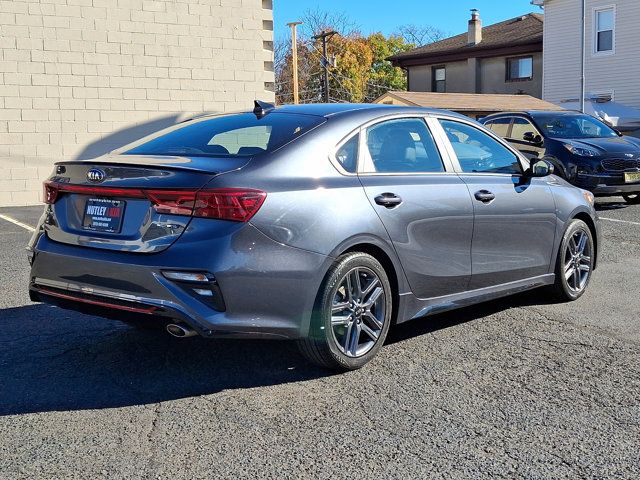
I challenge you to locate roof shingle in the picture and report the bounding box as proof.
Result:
[389,13,543,64]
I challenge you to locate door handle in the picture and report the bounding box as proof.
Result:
[474,190,495,203]
[374,193,403,208]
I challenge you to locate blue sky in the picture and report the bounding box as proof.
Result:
[273,0,540,42]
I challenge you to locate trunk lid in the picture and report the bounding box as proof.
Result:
[42,154,249,253]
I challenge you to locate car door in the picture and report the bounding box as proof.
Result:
[507,117,546,160]
[357,116,474,299]
[436,117,557,290]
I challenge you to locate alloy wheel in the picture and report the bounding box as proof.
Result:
[330,267,386,358]
[563,229,592,293]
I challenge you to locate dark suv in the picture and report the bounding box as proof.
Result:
[482,111,640,204]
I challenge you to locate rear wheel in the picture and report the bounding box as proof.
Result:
[550,219,594,301]
[622,193,640,205]
[298,252,392,371]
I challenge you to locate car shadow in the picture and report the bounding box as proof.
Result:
[595,199,628,211]
[0,288,559,416]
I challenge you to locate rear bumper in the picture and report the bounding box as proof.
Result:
[29,221,332,339]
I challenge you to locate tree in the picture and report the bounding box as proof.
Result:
[275,10,443,104]
[395,24,447,47]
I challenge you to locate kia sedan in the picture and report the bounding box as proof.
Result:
[28,103,600,370]
[482,110,640,204]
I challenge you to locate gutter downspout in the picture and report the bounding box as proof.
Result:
[580,0,586,113]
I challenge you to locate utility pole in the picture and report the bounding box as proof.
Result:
[312,30,337,103]
[287,21,302,104]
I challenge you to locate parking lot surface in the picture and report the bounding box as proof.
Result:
[0,200,639,479]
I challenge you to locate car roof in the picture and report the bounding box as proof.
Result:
[483,110,583,120]
[238,103,469,120]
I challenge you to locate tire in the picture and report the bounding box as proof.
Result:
[550,219,594,301]
[622,193,640,205]
[298,252,393,371]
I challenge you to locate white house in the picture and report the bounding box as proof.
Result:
[533,0,640,110]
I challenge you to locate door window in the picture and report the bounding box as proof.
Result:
[362,118,444,174]
[510,118,539,141]
[439,119,522,175]
[484,117,512,137]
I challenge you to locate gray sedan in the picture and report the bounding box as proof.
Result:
[28,102,600,370]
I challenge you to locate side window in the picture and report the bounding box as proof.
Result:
[335,134,359,173]
[362,118,444,174]
[439,119,522,175]
[510,118,539,141]
[484,117,511,138]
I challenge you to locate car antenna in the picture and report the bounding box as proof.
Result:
[253,100,275,119]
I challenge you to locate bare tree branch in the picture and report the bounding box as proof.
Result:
[394,24,447,47]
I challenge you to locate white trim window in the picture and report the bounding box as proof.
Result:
[594,6,615,55]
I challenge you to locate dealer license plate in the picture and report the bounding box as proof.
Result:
[82,198,125,233]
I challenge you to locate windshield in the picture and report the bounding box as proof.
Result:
[535,114,618,139]
[124,113,325,157]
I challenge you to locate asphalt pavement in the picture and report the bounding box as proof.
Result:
[0,199,639,479]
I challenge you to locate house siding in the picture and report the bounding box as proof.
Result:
[0,0,275,206]
[543,0,640,108]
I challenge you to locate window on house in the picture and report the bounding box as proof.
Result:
[595,8,614,53]
[506,57,533,81]
[432,67,446,93]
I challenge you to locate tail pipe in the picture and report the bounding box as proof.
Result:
[166,323,198,338]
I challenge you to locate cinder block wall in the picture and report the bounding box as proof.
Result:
[0,0,275,206]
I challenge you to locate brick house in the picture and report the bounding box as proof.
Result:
[388,10,543,99]
[0,0,275,206]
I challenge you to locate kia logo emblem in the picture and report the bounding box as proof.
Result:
[87,168,106,183]
[625,153,634,158]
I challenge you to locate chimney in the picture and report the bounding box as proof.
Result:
[468,9,482,45]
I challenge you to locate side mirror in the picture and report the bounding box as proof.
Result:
[523,131,543,144]
[528,159,554,177]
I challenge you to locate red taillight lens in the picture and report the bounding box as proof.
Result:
[144,190,196,216]
[43,181,266,222]
[43,181,58,204]
[194,189,267,222]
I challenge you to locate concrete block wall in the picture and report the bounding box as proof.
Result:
[0,0,275,206]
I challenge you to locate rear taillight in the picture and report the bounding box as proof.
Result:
[43,181,266,222]
[193,189,266,222]
[43,181,58,204]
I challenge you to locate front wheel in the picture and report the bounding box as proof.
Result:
[298,252,392,371]
[550,219,594,301]
[622,193,640,205]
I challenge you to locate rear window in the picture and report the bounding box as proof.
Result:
[124,112,325,157]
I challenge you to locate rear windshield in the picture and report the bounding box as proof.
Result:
[124,112,325,157]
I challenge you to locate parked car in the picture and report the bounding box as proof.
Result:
[482,110,640,204]
[28,103,600,370]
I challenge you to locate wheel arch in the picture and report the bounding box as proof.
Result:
[341,243,401,324]
[572,212,599,270]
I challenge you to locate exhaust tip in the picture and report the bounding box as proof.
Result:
[166,323,197,338]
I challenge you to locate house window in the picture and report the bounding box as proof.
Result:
[595,7,615,53]
[432,67,445,93]
[506,56,533,81]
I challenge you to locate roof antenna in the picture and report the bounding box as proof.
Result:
[253,100,275,118]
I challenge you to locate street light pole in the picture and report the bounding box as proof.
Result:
[312,30,337,103]
[287,21,302,104]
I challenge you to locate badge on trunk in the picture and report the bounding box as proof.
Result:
[87,168,106,183]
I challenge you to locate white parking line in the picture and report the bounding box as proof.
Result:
[600,217,640,227]
[0,213,36,232]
